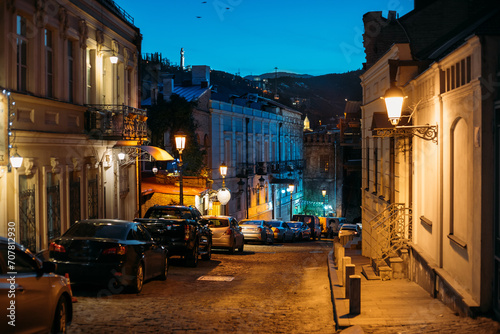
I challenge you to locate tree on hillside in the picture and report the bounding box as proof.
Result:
[147,94,206,176]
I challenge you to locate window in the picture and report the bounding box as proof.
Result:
[68,40,74,103]
[16,15,28,92]
[45,29,54,98]
[320,155,329,172]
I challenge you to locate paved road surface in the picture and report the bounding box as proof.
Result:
[69,240,336,333]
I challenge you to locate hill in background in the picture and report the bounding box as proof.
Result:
[212,70,363,128]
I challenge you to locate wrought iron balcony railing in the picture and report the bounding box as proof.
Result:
[85,104,148,141]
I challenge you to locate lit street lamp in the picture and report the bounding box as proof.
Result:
[322,189,327,216]
[288,183,295,219]
[174,131,186,205]
[220,162,227,187]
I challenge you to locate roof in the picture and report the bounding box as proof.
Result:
[173,86,210,102]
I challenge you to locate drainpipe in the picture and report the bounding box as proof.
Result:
[246,118,250,219]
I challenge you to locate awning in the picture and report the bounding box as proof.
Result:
[113,141,174,161]
[139,146,174,161]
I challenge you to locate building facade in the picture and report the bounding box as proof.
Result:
[210,94,303,222]
[360,1,500,317]
[0,0,145,252]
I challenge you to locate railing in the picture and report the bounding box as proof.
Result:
[368,203,411,264]
[85,104,148,140]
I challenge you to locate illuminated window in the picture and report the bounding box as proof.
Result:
[16,15,28,92]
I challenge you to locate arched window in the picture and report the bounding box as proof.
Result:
[450,117,468,243]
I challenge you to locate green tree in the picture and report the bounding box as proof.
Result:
[147,94,206,176]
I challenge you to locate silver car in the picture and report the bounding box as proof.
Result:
[202,215,244,253]
[267,221,296,242]
[287,221,311,241]
[240,219,274,244]
[0,237,73,333]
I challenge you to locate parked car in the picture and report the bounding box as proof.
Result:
[326,217,349,237]
[267,220,295,242]
[287,221,311,241]
[135,205,212,267]
[239,219,274,244]
[338,223,361,238]
[292,214,322,240]
[0,236,73,333]
[201,215,244,253]
[49,219,168,293]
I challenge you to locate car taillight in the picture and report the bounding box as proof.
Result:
[258,227,262,232]
[49,242,66,253]
[102,246,127,255]
[185,225,190,241]
[224,228,232,235]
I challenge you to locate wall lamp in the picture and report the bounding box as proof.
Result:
[375,59,438,143]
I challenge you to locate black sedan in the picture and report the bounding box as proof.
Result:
[49,219,168,293]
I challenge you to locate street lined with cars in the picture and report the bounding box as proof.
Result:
[67,239,336,333]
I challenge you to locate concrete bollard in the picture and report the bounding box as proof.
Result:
[334,243,344,266]
[345,264,355,299]
[340,256,351,286]
[349,275,361,315]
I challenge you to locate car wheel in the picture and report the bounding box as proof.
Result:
[202,243,212,261]
[186,244,198,267]
[51,294,68,334]
[132,262,144,293]
[238,241,244,253]
[291,235,295,243]
[159,256,169,281]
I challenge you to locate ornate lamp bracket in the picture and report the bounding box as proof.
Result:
[375,124,438,143]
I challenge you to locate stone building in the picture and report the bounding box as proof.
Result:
[140,62,304,221]
[0,0,147,252]
[302,101,361,221]
[360,0,500,317]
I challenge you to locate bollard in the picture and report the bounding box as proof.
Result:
[349,275,361,315]
[340,256,351,286]
[345,264,355,299]
[334,243,344,266]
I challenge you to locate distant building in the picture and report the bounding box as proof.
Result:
[302,101,361,220]
[140,61,304,221]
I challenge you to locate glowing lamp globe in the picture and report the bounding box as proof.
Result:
[217,188,231,205]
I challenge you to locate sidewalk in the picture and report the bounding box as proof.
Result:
[327,245,497,332]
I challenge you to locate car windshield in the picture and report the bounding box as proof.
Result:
[207,219,229,227]
[341,225,357,231]
[287,222,301,228]
[63,222,128,240]
[267,222,282,227]
[241,221,261,225]
[146,208,191,219]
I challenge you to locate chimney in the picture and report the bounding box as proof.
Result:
[388,10,397,21]
[192,65,210,87]
[163,77,174,101]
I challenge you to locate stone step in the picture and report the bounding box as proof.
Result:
[362,264,380,280]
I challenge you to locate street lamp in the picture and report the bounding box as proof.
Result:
[288,183,295,219]
[174,131,186,205]
[220,162,227,187]
[322,189,326,216]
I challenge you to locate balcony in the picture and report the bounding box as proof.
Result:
[256,162,267,175]
[236,163,255,178]
[85,105,148,141]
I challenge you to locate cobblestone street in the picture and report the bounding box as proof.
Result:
[69,240,336,333]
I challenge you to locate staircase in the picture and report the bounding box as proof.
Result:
[365,203,411,280]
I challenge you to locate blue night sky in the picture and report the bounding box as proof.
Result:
[118,0,414,77]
